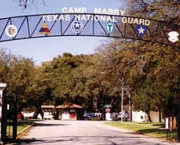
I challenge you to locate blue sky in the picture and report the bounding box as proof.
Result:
[0,0,122,65]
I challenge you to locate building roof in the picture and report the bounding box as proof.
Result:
[41,105,55,109]
[56,102,82,109]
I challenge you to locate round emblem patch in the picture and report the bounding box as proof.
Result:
[71,21,84,33]
[5,25,18,37]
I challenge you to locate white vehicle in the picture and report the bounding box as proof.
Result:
[117,111,128,121]
[23,112,43,120]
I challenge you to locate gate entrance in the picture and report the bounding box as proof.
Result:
[0,11,180,144]
[0,13,179,48]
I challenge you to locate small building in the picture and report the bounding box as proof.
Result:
[132,110,146,122]
[56,102,82,120]
[41,105,55,120]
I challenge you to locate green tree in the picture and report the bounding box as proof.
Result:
[0,49,36,110]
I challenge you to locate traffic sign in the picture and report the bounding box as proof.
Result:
[105,108,111,113]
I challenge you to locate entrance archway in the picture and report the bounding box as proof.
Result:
[0,12,180,143]
[0,13,179,48]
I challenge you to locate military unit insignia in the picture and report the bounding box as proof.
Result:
[168,31,179,43]
[135,25,148,37]
[71,21,84,33]
[5,25,18,37]
[38,20,180,44]
[106,22,114,34]
[39,23,50,35]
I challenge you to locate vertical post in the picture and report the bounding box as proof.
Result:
[1,93,7,143]
[177,114,180,142]
[165,117,169,140]
[13,96,17,140]
[178,105,180,141]
[128,91,132,122]
[121,79,124,122]
[0,83,7,144]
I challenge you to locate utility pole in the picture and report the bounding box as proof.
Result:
[121,79,124,122]
[128,90,132,122]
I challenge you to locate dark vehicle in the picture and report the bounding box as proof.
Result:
[83,112,103,120]
[83,113,95,120]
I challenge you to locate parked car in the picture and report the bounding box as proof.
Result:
[83,113,95,120]
[83,112,103,120]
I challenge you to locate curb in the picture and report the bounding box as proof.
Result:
[17,123,34,137]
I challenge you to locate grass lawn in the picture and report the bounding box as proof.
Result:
[7,120,34,137]
[105,121,177,141]
[17,120,34,133]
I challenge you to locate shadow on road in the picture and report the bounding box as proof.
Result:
[15,138,73,145]
[12,134,163,145]
[33,122,70,127]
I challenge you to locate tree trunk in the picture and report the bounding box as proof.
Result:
[127,90,132,122]
[146,111,152,122]
[93,96,98,112]
[33,104,44,119]
[159,109,162,122]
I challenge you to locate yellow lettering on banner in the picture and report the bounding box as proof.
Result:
[145,20,150,26]
[122,17,151,26]
[139,19,145,25]
[122,17,127,23]
[133,18,139,25]
[120,10,125,15]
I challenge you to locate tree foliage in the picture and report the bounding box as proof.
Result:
[4,0,180,120]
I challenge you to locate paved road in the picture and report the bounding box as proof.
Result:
[17,120,178,145]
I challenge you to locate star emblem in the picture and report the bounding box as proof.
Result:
[135,25,148,37]
[138,27,145,34]
[74,22,81,29]
[71,21,84,33]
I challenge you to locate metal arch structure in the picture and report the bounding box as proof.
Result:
[0,13,180,48]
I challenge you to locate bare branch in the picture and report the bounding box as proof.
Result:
[15,0,47,9]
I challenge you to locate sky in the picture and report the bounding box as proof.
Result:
[0,0,122,65]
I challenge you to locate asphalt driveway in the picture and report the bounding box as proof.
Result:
[15,120,179,145]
